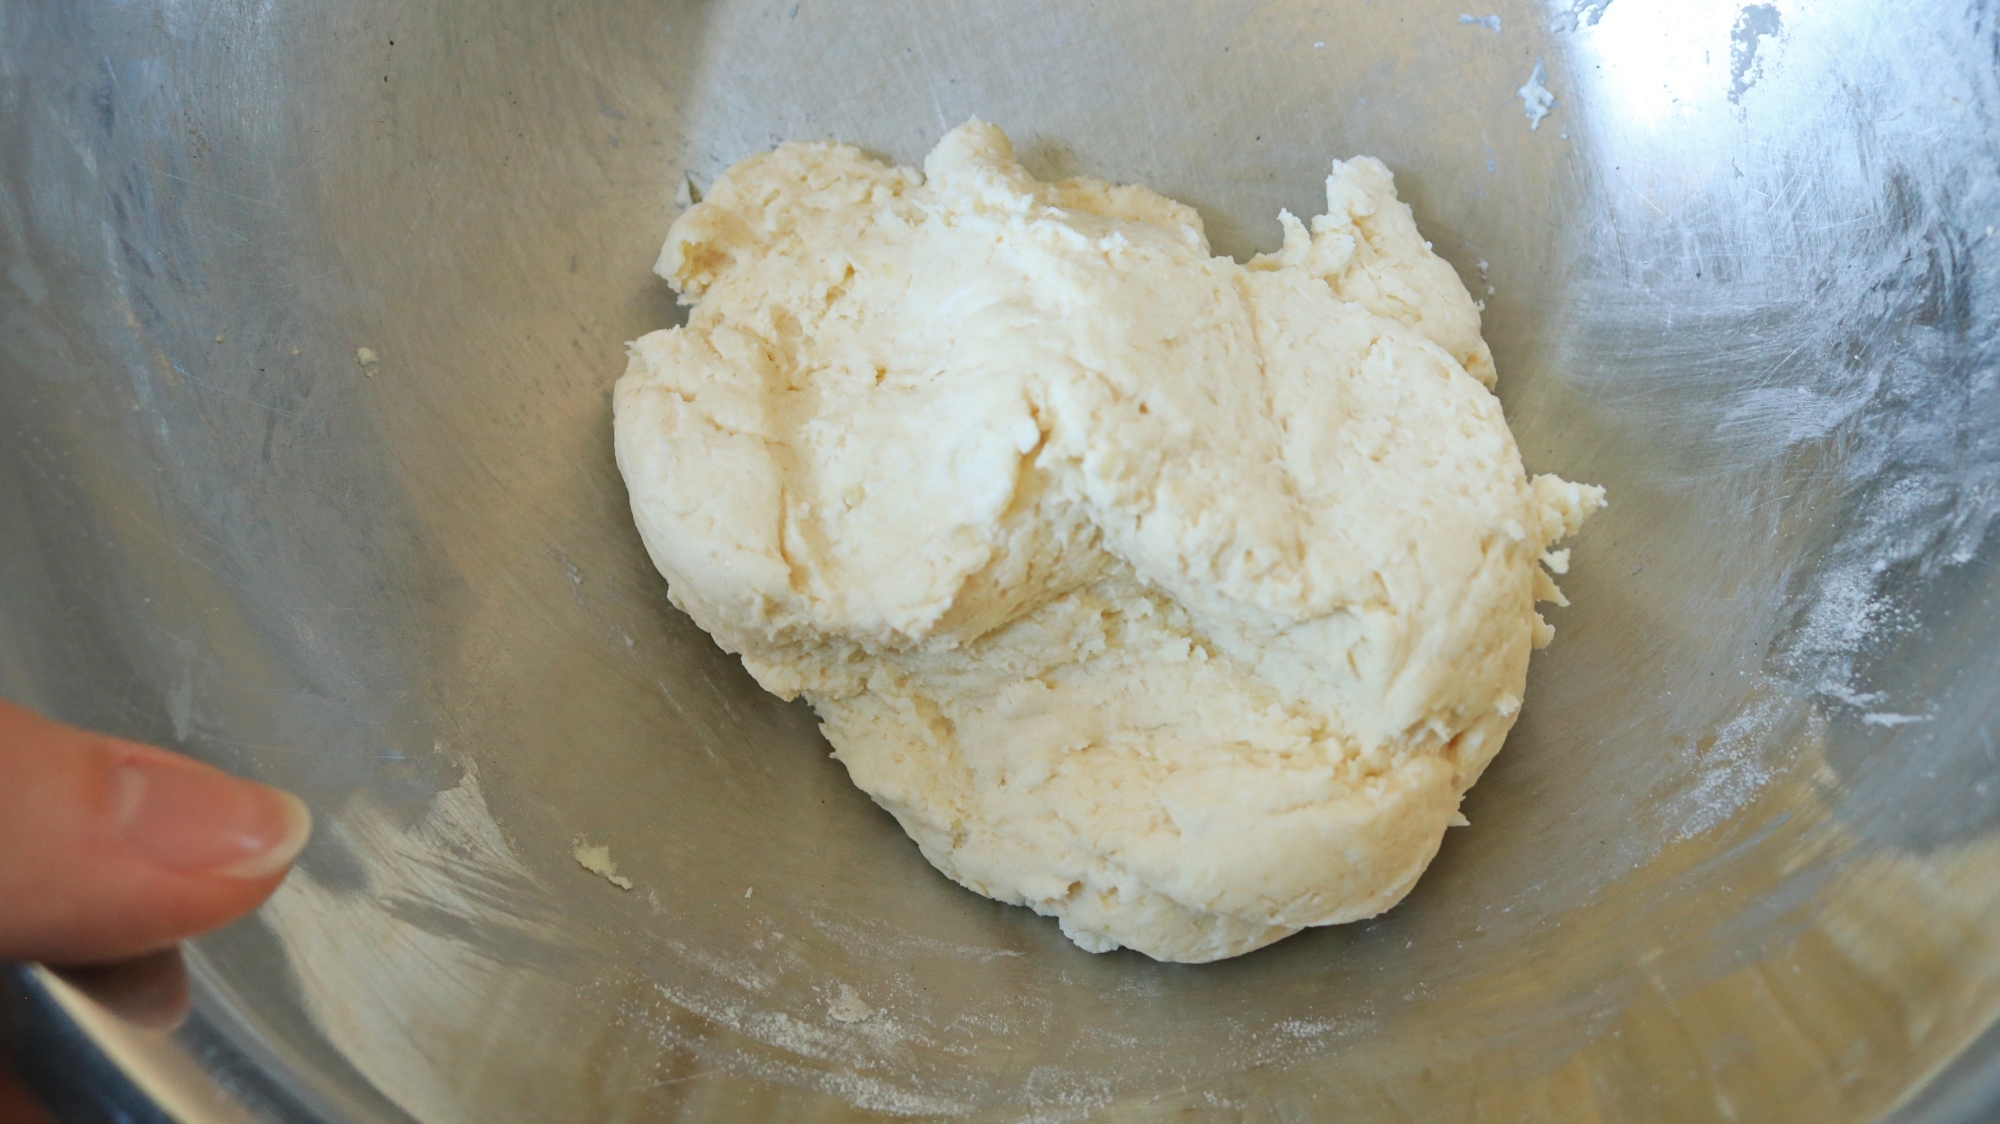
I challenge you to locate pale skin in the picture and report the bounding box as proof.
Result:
[0,699,312,1119]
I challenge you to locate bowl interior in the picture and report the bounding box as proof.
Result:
[2,0,1998,1120]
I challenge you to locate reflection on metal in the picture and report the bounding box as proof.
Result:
[1,0,1996,1120]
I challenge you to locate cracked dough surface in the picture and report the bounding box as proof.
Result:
[614,121,1602,962]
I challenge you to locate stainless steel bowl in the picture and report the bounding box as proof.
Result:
[3,0,1998,1120]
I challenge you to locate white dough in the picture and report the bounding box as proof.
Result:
[614,121,1603,962]
[572,841,634,891]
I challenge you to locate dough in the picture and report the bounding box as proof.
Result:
[572,841,634,890]
[614,121,1602,962]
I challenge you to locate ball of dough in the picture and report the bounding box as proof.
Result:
[614,120,1602,962]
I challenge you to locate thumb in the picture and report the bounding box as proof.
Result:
[0,700,312,966]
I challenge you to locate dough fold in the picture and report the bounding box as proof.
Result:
[615,121,1603,962]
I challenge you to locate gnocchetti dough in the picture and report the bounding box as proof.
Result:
[613,121,1603,963]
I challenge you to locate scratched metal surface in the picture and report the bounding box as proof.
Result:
[3,0,1999,1120]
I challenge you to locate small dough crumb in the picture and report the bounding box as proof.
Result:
[674,172,702,210]
[572,841,634,890]
[354,346,380,377]
[827,984,874,1024]
[1518,59,1557,130]
[614,121,1602,963]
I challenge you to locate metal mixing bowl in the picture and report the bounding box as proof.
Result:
[3,0,1998,1120]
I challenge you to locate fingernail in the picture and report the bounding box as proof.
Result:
[114,758,314,880]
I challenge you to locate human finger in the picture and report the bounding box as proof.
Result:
[0,701,311,966]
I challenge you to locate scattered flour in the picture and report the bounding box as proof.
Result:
[828,984,875,1024]
[1673,694,1789,841]
[1861,712,1930,728]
